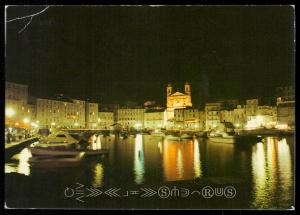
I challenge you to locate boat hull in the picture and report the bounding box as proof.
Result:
[29,152,85,168]
[208,136,238,144]
[30,147,109,156]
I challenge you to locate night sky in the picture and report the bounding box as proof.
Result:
[6,6,294,107]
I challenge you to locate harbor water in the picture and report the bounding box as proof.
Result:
[5,134,294,209]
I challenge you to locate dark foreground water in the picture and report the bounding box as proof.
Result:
[5,134,294,209]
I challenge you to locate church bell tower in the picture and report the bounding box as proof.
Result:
[167,84,173,96]
[185,82,191,95]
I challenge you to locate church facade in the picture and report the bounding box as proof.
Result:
[166,82,192,120]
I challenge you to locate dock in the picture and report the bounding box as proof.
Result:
[5,137,39,160]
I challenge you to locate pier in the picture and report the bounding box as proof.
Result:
[5,137,39,160]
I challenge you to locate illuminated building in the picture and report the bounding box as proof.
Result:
[144,109,167,130]
[205,102,223,130]
[166,82,192,120]
[276,86,295,128]
[245,99,277,129]
[36,98,86,128]
[5,82,35,128]
[5,82,28,105]
[232,105,247,128]
[117,107,145,130]
[85,102,99,129]
[174,108,205,130]
[98,111,114,130]
[245,99,259,122]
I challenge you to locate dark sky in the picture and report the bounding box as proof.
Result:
[6,6,294,107]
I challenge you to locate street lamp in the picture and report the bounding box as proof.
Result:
[5,107,15,118]
[23,117,30,124]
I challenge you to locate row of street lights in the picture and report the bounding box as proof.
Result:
[5,107,39,129]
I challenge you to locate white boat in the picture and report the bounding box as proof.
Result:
[30,147,109,156]
[208,135,238,144]
[29,152,85,168]
[38,131,78,148]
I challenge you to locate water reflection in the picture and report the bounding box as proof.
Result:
[4,134,294,209]
[277,138,293,205]
[163,139,197,181]
[251,137,293,209]
[6,148,32,176]
[133,134,145,184]
[193,138,202,178]
[158,141,162,154]
[89,135,102,150]
[92,163,104,187]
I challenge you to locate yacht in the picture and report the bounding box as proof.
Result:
[35,131,78,149]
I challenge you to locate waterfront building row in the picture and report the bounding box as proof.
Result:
[5,81,295,131]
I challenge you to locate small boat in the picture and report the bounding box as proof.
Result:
[208,135,239,144]
[29,152,85,168]
[30,147,109,156]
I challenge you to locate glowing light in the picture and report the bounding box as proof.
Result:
[158,141,162,154]
[23,117,30,124]
[17,148,32,176]
[193,138,202,178]
[275,124,289,130]
[74,122,79,127]
[92,163,104,188]
[235,123,240,128]
[134,123,142,129]
[31,122,39,128]
[5,107,15,118]
[177,149,183,179]
[252,142,267,207]
[134,134,145,184]
[51,122,56,126]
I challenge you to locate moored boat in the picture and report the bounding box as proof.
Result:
[30,146,109,156]
[208,135,239,144]
[38,131,78,149]
[29,152,85,168]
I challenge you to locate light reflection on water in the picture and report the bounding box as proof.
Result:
[193,138,202,178]
[92,163,104,188]
[5,148,32,176]
[251,137,293,209]
[5,134,294,208]
[133,134,145,184]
